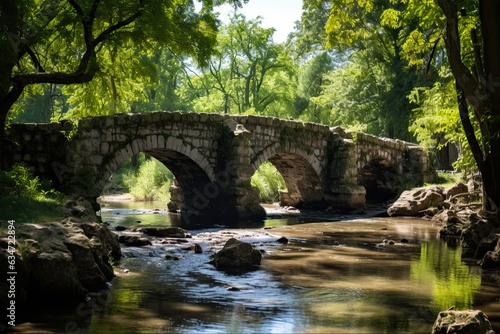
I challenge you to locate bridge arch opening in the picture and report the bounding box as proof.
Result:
[359,158,399,202]
[251,161,286,204]
[102,153,173,202]
[100,149,233,221]
[144,148,233,218]
[253,153,325,209]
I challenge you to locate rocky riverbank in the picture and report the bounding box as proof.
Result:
[0,198,121,328]
[387,182,500,269]
[387,181,499,333]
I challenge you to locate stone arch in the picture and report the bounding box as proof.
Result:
[251,144,322,178]
[358,157,400,202]
[252,148,325,209]
[99,136,214,186]
[97,136,230,217]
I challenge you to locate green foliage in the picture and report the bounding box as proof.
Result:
[1,0,248,128]
[251,162,286,203]
[408,67,477,173]
[0,163,60,199]
[0,195,67,224]
[0,164,66,223]
[181,14,296,115]
[295,52,333,122]
[432,172,463,187]
[311,52,387,131]
[128,158,173,202]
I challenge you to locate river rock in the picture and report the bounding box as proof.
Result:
[444,182,468,200]
[138,227,191,238]
[387,186,444,216]
[480,249,500,269]
[479,235,500,269]
[25,249,88,302]
[0,218,121,310]
[212,238,262,270]
[63,197,97,221]
[194,243,203,253]
[118,235,152,246]
[461,217,495,257]
[475,233,500,260]
[435,210,467,238]
[431,310,495,334]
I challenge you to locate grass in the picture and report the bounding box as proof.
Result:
[433,171,464,187]
[0,195,67,226]
[0,164,68,229]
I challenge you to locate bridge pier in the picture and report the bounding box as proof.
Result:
[167,122,265,222]
[223,125,266,219]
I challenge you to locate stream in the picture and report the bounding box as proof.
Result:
[13,199,500,333]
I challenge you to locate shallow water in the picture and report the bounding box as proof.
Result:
[13,201,500,333]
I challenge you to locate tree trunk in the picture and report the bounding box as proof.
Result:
[0,84,25,170]
[437,0,500,215]
[478,0,500,214]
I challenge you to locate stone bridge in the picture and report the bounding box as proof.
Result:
[2,111,436,221]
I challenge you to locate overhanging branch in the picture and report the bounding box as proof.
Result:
[12,71,94,86]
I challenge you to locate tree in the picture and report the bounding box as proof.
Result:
[0,0,246,151]
[436,0,500,214]
[182,14,295,115]
[295,52,333,122]
[312,50,387,130]
[299,0,436,140]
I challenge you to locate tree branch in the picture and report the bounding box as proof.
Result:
[67,0,84,17]
[89,0,101,21]
[436,0,480,110]
[437,0,491,144]
[12,71,94,86]
[23,46,45,72]
[471,28,485,80]
[94,4,143,46]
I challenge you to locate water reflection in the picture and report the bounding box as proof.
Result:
[411,241,482,310]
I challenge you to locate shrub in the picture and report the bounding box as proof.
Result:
[0,163,59,198]
[129,158,172,202]
[251,162,286,203]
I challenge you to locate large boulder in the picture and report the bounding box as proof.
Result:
[479,236,500,269]
[212,238,262,270]
[1,219,121,310]
[444,182,469,200]
[431,310,495,334]
[63,197,98,221]
[461,218,496,257]
[387,186,444,216]
[24,249,87,302]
